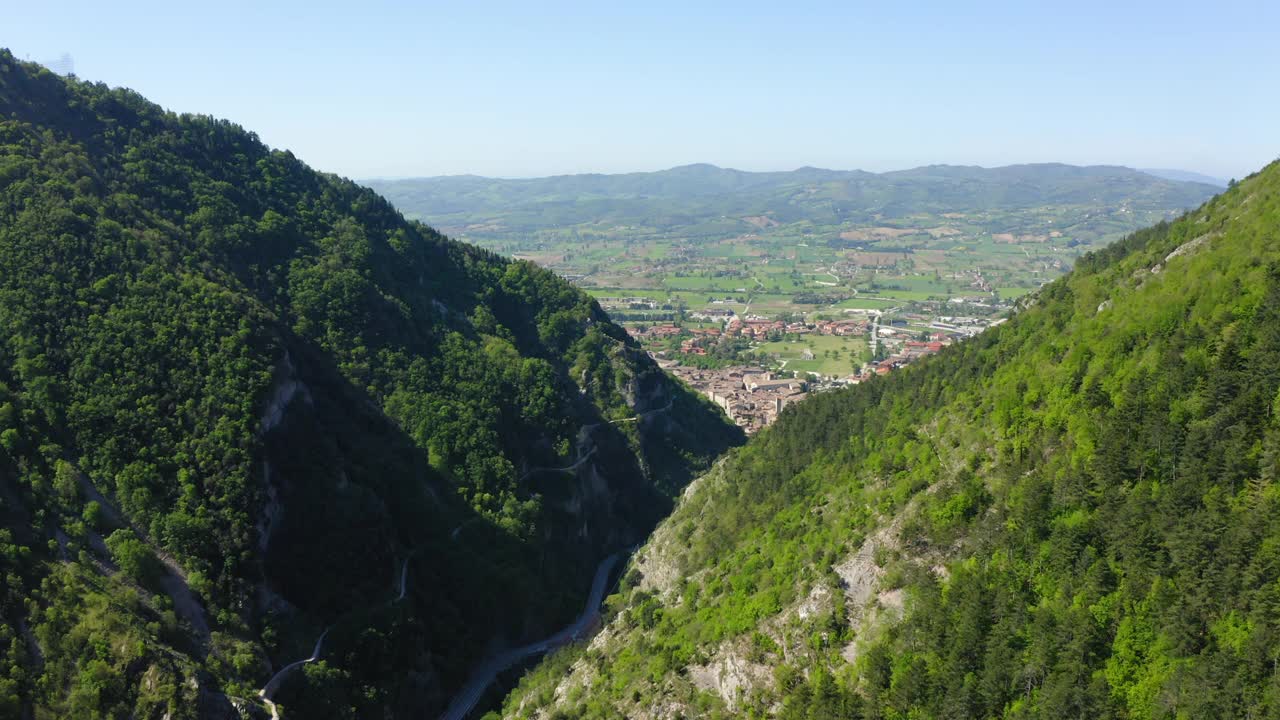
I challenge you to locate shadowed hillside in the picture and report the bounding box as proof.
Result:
[0,50,741,719]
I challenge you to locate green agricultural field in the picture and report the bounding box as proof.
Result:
[662,274,750,292]
[829,297,900,310]
[869,289,944,301]
[753,335,868,377]
[374,166,1221,329]
[584,287,672,301]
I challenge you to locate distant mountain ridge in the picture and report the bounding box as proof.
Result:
[1140,167,1230,187]
[370,161,1217,203]
[373,161,1209,185]
[365,162,1220,243]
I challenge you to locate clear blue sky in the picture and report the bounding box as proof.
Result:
[6,0,1277,180]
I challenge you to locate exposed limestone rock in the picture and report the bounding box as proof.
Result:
[796,583,832,621]
[256,461,282,553]
[257,354,313,437]
[256,354,312,553]
[689,643,772,711]
[1165,232,1216,264]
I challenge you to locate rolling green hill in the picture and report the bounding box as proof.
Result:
[499,160,1280,719]
[0,51,740,719]
[365,162,1218,236]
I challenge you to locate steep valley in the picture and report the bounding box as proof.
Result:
[498,161,1280,719]
[1,41,1276,720]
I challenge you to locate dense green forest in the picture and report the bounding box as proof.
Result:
[499,160,1280,719]
[0,50,740,719]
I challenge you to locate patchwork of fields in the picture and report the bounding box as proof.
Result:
[369,164,1219,379]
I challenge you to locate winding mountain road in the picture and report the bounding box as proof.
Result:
[509,396,674,487]
[438,552,624,720]
[259,554,414,715]
[515,447,599,484]
[453,396,676,541]
[259,391,663,717]
[608,396,674,425]
[260,628,329,700]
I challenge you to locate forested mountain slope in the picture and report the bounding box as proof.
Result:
[500,160,1280,719]
[0,51,740,719]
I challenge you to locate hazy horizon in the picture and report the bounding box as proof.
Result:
[359,161,1231,185]
[7,1,1277,181]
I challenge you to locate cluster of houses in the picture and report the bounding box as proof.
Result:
[726,316,785,339]
[661,364,806,434]
[597,296,664,311]
[637,315,873,355]
[930,316,1000,337]
[650,320,1006,431]
[631,324,732,354]
[722,315,870,339]
[850,335,953,382]
[809,318,873,336]
[631,310,1001,399]
[631,324,683,339]
[630,310,876,346]
[679,327,722,355]
[657,334,964,432]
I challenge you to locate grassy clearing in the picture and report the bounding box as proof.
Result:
[754,335,868,376]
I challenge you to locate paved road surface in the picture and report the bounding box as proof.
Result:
[260,628,329,700]
[608,397,674,425]
[515,447,598,484]
[259,554,413,714]
[438,552,623,720]
[510,396,673,487]
[398,553,412,600]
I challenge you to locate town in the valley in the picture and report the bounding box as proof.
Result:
[609,300,1006,433]
[437,204,1113,434]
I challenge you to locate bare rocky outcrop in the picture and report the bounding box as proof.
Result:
[833,515,905,612]
[631,460,731,601]
[256,461,282,553]
[1150,232,1218,275]
[199,686,270,720]
[684,514,911,709]
[258,354,313,436]
[1164,232,1216,264]
[689,645,772,712]
[877,587,905,613]
[256,353,313,554]
[796,582,833,621]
